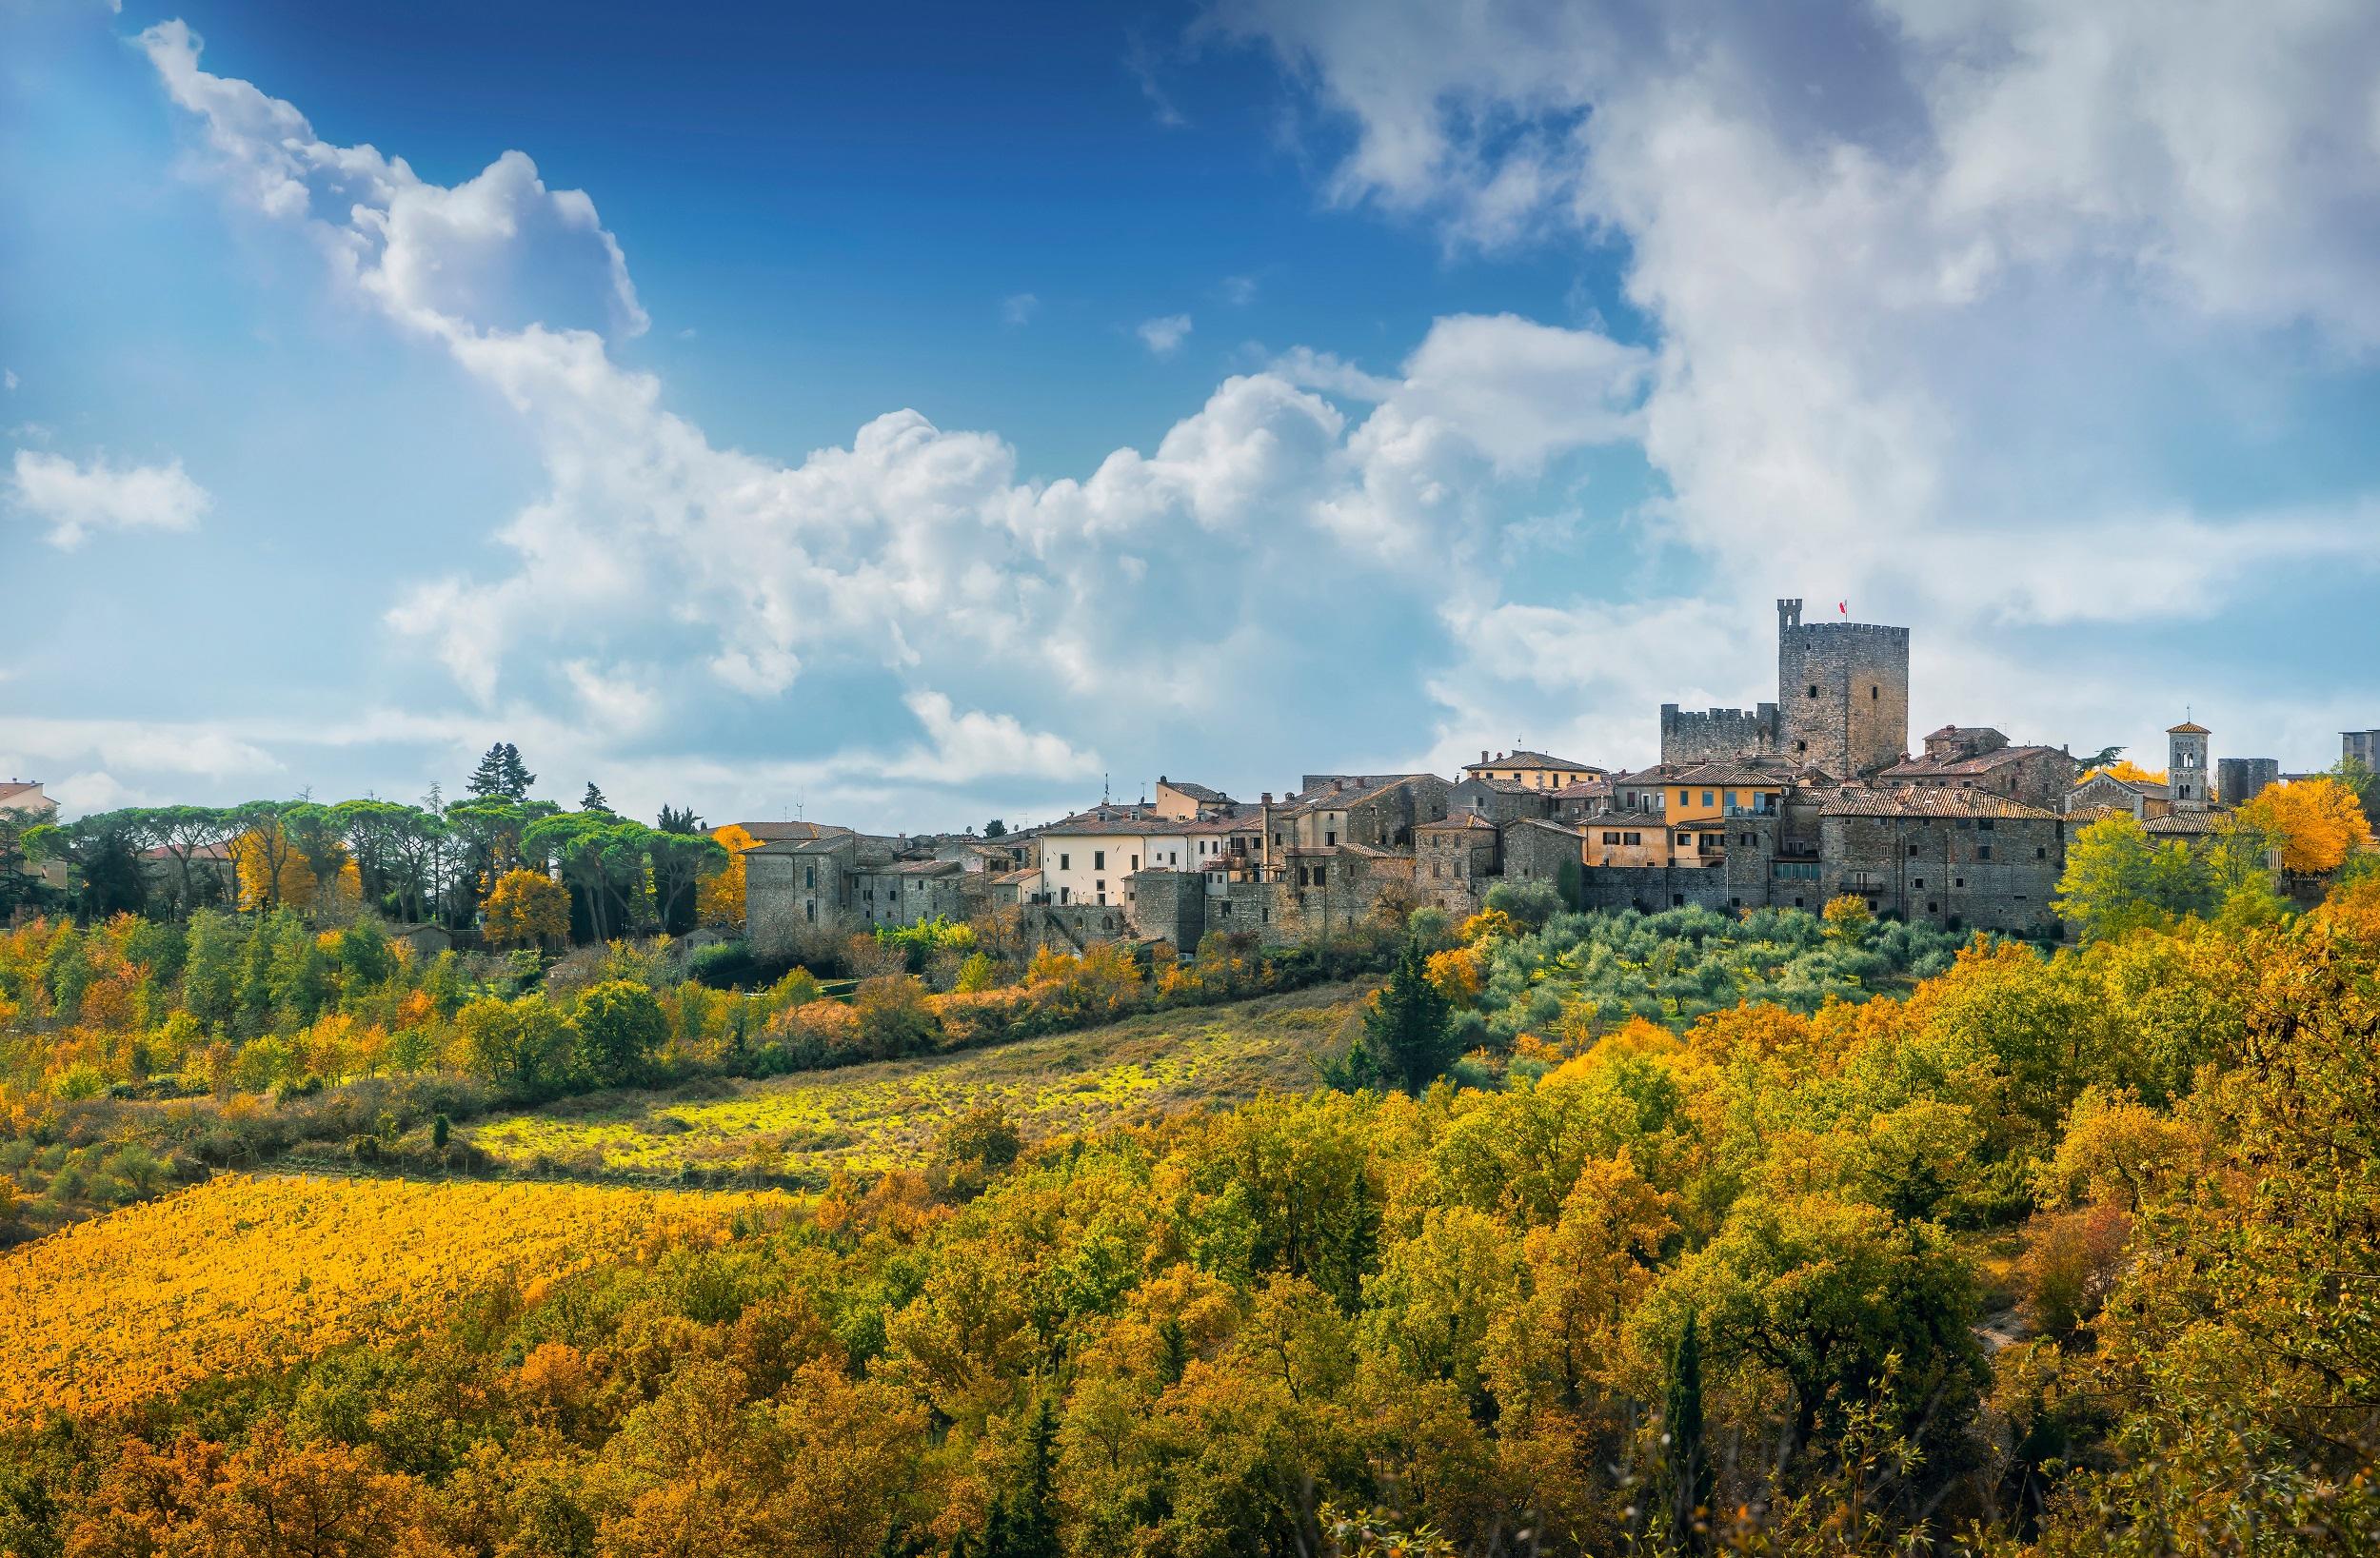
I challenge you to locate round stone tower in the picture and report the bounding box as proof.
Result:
[1775,598,1910,778]
[2168,720,2211,811]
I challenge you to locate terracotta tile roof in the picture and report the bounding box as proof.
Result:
[1461,750,1601,774]
[0,781,42,803]
[1820,787,2058,820]
[992,867,1040,886]
[1418,812,1498,831]
[2167,721,2210,735]
[1668,761,1794,787]
[2143,811,2227,836]
[1878,744,2066,779]
[1458,777,1532,794]
[1158,779,1231,802]
[1509,818,1588,838]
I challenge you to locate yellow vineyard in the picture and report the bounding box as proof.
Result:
[0,1173,785,1427]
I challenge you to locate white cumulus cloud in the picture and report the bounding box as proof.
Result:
[9,450,209,549]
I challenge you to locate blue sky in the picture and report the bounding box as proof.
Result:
[4,0,2377,829]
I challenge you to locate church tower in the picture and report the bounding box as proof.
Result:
[2168,720,2211,811]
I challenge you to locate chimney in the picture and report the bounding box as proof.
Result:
[1480,749,1489,764]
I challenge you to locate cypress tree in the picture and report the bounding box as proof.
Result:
[1665,1311,1715,1551]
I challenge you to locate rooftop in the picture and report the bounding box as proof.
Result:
[2143,811,2228,836]
[1418,812,1498,831]
[1820,787,2058,820]
[1462,749,1601,774]
[1878,743,2066,779]
[2168,721,2211,735]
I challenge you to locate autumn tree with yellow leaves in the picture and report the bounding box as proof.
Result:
[2237,775,2370,874]
[697,823,762,929]
[480,867,568,950]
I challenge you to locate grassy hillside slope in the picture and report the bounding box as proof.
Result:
[467,979,1370,1184]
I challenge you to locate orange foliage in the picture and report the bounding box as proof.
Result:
[2238,777,2370,875]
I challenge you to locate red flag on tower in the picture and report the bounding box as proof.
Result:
[1837,601,1848,616]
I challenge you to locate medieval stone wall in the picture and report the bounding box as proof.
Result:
[1575,863,1731,914]
[1817,812,2061,934]
[1659,702,1780,765]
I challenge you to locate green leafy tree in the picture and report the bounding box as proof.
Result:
[1365,936,1458,1093]
[571,979,667,1087]
[2055,814,2215,940]
[458,994,575,1095]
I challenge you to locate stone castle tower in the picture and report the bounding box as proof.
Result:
[1659,600,1910,775]
[2168,720,2211,811]
[1775,599,1910,777]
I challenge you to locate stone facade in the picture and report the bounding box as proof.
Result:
[2167,722,2211,811]
[1817,790,2062,935]
[1415,814,1499,917]
[1656,599,1909,778]
[1501,818,1586,890]
[2066,773,2170,818]
[1776,599,1911,778]
[2215,757,2280,809]
[1575,863,1731,914]
[1448,777,1554,826]
[1878,726,2073,810]
[1659,703,1780,765]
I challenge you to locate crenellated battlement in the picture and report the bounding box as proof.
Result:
[1661,701,1781,765]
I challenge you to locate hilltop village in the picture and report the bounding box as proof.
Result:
[724,599,2371,956]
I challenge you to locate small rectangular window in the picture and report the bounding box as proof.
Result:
[1913,878,1925,889]
[1094,850,1106,869]
[1977,845,1992,860]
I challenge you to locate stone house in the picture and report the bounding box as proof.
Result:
[1448,776,1555,826]
[1268,774,1452,855]
[1878,726,2074,810]
[1415,812,1499,916]
[1459,749,1606,792]
[1502,818,1587,892]
[1817,788,2063,934]
[848,858,971,927]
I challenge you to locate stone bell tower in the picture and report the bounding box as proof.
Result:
[2167,720,2211,811]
